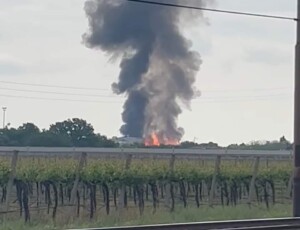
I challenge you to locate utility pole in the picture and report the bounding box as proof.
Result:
[294,0,300,217]
[2,107,6,129]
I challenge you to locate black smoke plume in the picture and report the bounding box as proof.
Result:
[83,0,207,142]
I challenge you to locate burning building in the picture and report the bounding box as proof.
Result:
[83,0,206,146]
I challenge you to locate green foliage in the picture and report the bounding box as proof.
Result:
[180,141,220,149]
[25,132,73,147]
[0,159,10,186]
[0,157,292,224]
[0,118,118,147]
[0,158,291,190]
[182,136,292,150]
[49,118,98,147]
[227,137,292,150]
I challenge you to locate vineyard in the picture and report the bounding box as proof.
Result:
[0,149,293,224]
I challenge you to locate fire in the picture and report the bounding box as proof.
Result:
[144,133,160,146]
[144,132,180,147]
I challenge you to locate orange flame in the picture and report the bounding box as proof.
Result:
[144,132,179,147]
[151,133,160,146]
[144,132,160,146]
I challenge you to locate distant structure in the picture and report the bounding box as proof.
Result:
[113,136,143,146]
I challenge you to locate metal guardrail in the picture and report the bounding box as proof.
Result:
[67,218,300,230]
[0,146,293,158]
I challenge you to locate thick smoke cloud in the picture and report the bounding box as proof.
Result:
[83,0,206,141]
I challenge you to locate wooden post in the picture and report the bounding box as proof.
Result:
[288,154,293,199]
[169,154,175,171]
[4,150,19,216]
[165,154,175,210]
[118,153,132,214]
[247,157,260,205]
[209,155,221,207]
[287,171,294,198]
[69,152,87,217]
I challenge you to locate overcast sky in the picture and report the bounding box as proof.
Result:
[0,0,297,145]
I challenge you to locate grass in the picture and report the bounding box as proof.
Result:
[0,204,292,230]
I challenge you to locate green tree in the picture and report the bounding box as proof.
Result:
[180,141,199,148]
[95,134,118,147]
[49,118,98,147]
[17,123,40,145]
[0,119,118,147]
[0,128,20,146]
[18,123,40,133]
[227,136,292,150]
[25,131,72,147]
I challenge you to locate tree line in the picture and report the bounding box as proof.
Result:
[0,118,292,150]
[0,118,117,147]
[180,136,292,150]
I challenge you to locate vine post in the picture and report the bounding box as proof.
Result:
[287,153,293,198]
[3,150,19,220]
[209,155,221,207]
[118,153,132,216]
[68,152,87,219]
[165,153,175,211]
[247,156,260,206]
[287,171,294,198]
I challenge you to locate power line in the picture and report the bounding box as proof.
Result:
[0,94,123,104]
[0,87,120,98]
[201,87,292,93]
[198,96,291,104]
[0,85,291,99]
[0,80,292,94]
[200,93,291,101]
[127,0,297,21]
[0,80,110,91]
[0,93,290,104]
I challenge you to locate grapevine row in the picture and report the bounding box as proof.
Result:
[0,157,292,222]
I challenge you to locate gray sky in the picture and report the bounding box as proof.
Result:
[0,0,296,146]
